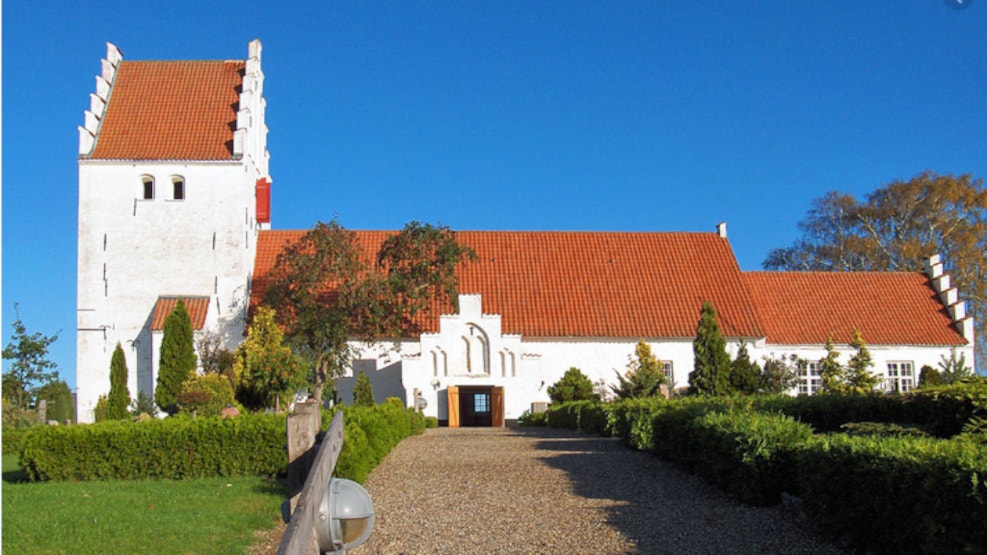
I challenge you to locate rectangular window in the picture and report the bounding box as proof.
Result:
[142,179,154,200]
[474,393,489,414]
[798,362,822,395]
[886,362,915,393]
[661,361,674,385]
[173,179,185,200]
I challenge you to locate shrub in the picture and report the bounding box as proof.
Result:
[796,434,987,554]
[329,400,424,483]
[180,373,239,418]
[424,416,439,428]
[548,367,599,403]
[93,394,109,423]
[353,372,375,407]
[107,343,131,420]
[518,410,546,427]
[2,397,40,429]
[18,413,287,481]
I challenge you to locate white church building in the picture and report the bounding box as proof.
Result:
[76,41,975,424]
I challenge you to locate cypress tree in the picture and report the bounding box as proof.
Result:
[107,342,131,419]
[847,328,879,394]
[689,301,732,395]
[353,372,375,407]
[156,300,197,412]
[729,340,760,395]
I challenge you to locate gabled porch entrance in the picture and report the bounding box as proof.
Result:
[446,385,504,427]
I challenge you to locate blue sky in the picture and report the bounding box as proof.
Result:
[3,1,985,390]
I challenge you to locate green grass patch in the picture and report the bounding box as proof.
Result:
[2,463,284,554]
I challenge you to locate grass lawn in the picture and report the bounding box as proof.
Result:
[2,455,285,554]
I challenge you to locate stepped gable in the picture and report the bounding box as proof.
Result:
[252,229,765,339]
[743,271,967,346]
[87,59,245,160]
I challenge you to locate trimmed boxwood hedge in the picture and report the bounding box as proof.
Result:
[540,394,987,553]
[18,399,426,483]
[797,433,987,554]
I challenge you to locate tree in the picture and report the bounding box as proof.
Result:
[846,328,879,394]
[264,219,475,403]
[689,301,732,395]
[353,372,375,407]
[549,367,600,403]
[107,343,131,420]
[2,304,60,410]
[730,340,761,395]
[818,336,847,394]
[759,354,800,394]
[764,171,987,370]
[196,332,236,381]
[611,341,667,399]
[233,306,307,411]
[917,365,941,388]
[36,380,74,424]
[180,373,238,417]
[156,299,197,413]
[938,350,973,384]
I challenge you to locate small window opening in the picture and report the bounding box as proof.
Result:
[141,177,154,200]
[172,177,185,200]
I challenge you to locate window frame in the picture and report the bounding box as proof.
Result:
[886,361,915,393]
[170,176,186,201]
[140,175,155,200]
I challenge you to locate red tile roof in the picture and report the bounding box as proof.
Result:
[88,60,244,160]
[743,272,966,346]
[150,296,210,331]
[252,230,765,339]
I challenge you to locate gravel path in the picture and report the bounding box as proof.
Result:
[355,426,843,554]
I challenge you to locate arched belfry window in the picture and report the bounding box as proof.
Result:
[140,176,154,200]
[171,176,185,200]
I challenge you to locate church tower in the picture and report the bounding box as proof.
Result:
[76,40,271,422]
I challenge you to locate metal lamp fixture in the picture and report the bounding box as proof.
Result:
[316,478,375,553]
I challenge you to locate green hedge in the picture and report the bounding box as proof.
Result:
[797,433,987,554]
[18,400,426,483]
[19,413,286,481]
[3,427,28,455]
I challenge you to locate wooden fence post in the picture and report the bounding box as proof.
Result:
[287,401,322,513]
[278,410,346,555]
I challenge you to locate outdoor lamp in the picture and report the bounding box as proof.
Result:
[316,477,375,552]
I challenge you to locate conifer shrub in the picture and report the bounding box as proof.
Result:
[107,343,131,420]
[353,372,375,407]
[92,394,109,423]
[179,373,240,418]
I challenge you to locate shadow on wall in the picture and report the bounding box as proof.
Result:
[335,360,406,406]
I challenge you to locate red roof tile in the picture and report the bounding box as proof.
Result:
[150,296,210,331]
[252,230,765,339]
[88,60,244,160]
[743,272,965,346]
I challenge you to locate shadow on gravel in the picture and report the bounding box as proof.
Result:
[510,426,841,555]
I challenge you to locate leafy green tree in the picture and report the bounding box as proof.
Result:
[759,354,800,394]
[196,332,236,382]
[233,306,307,411]
[353,372,375,407]
[107,343,131,420]
[549,367,600,403]
[764,171,987,370]
[729,340,761,395]
[265,219,475,403]
[2,304,60,410]
[156,299,197,413]
[938,350,973,384]
[917,365,941,388]
[846,328,879,394]
[689,302,732,395]
[611,341,668,399]
[818,336,847,394]
[36,380,74,424]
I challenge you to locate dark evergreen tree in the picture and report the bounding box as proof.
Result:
[846,328,879,394]
[729,340,760,395]
[107,343,131,419]
[156,300,197,413]
[548,367,600,403]
[689,301,732,395]
[353,372,375,407]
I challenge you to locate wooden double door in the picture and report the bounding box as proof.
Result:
[447,386,504,427]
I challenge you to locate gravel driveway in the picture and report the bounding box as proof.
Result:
[355,426,843,554]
